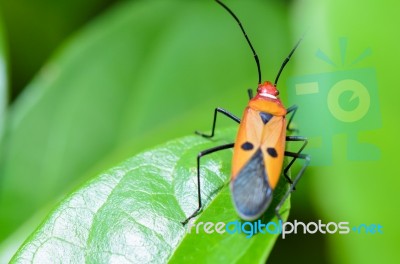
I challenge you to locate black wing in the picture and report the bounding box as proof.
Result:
[230,148,273,221]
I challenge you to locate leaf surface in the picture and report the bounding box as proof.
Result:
[12,129,290,263]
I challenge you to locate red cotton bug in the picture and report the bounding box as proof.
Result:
[182,0,310,225]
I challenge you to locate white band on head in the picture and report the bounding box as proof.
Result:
[260,92,277,99]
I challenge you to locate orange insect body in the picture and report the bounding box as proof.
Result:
[231,81,287,220]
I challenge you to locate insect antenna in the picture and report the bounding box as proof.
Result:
[274,36,304,87]
[216,0,262,84]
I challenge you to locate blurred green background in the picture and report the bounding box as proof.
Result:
[0,0,398,263]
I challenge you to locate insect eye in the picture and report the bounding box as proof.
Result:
[241,142,254,150]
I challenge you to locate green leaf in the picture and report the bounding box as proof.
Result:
[0,0,292,242]
[0,0,121,99]
[0,15,7,139]
[287,0,400,263]
[11,129,290,263]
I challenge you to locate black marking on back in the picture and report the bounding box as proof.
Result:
[267,147,278,158]
[241,141,254,151]
[231,148,273,220]
[259,112,273,124]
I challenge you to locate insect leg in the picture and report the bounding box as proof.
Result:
[195,107,240,138]
[284,135,308,185]
[181,142,234,225]
[247,88,253,100]
[286,105,299,133]
[275,150,310,222]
